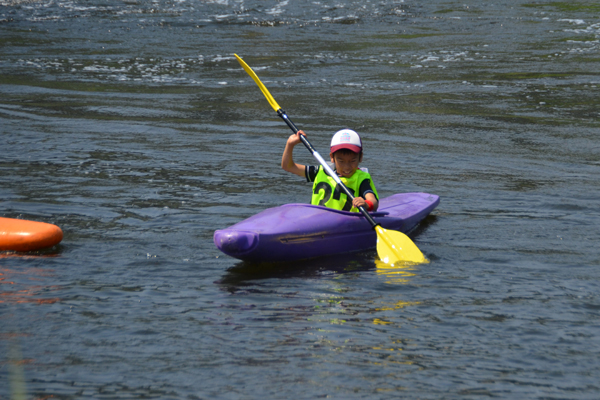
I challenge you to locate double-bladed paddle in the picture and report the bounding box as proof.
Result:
[234,54,427,265]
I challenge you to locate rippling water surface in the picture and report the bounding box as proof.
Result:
[1,0,600,399]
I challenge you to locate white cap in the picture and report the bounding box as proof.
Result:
[330,129,362,154]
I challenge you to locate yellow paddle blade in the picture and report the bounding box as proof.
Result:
[375,225,428,265]
[234,54,281,112]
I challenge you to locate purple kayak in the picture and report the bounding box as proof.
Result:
[214,192,440,263]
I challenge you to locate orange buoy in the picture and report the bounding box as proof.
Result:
[0,217,63,252]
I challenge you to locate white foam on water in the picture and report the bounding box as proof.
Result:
[265,0,289,15]
[558,19,586,25]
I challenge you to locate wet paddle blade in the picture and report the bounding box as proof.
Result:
[234,54,281,112]
[376,226,427,265]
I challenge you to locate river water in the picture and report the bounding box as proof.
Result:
[1,0,600,399]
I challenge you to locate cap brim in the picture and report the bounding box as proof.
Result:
[331,144,362,153]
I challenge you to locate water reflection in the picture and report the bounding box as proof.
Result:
[1,256,63,400]
[375,259,418,285]
[217,252,377,290]
[0,262,61,305]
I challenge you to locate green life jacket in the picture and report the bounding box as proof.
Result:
[311,166,378,212]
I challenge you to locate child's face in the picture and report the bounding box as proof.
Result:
[330,151,362,178]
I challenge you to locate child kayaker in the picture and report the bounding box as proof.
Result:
[281,129,379,212]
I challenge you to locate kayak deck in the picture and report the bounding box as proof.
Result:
[214,192,439,263]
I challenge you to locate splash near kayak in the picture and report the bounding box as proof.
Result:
[214,192,439,263]
[0,218,63,252]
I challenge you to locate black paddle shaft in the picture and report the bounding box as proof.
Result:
[277,109,315,151]
[276,109,379,229]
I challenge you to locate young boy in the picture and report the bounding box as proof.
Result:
[281,129,379,212]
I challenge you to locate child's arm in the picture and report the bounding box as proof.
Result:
[352,193,379,212]
[281,130,307,177]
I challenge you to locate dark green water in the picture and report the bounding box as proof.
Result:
[1,1,600,398]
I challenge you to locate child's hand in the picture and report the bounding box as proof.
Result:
[287,130,306,146]
[353,196,378,211]
[282,130,308,177]
[353,197,367,209]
